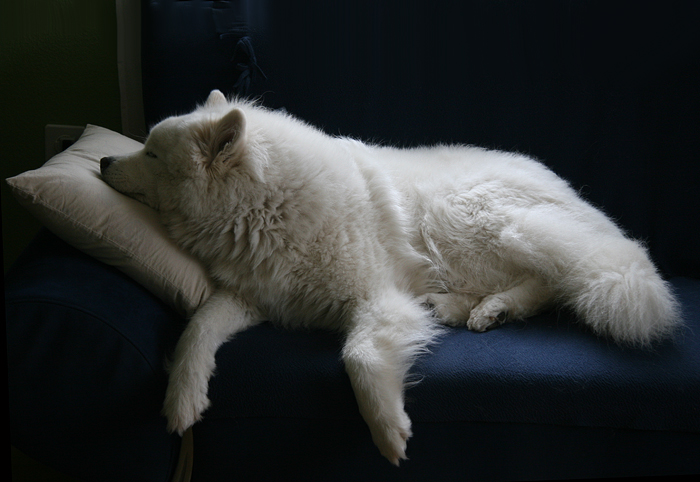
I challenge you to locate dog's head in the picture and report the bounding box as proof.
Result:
[101,90,261,213]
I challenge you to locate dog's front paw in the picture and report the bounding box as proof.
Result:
[162,377,211,435]
[467,295,508,332]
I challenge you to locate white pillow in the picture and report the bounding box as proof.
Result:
[6,125,213,317]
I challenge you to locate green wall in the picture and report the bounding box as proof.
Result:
[0,0,123,271]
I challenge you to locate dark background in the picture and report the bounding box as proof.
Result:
[142,0,700,279]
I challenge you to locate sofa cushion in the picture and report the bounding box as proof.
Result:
[190,276,700,480]
[203,280,700,433]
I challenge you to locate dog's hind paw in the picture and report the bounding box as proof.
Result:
[368,411,412,466]
[421,292,480,326]
[375,426,410,466]
[467,294,509,332]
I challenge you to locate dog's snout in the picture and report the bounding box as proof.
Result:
[100,156,116,175]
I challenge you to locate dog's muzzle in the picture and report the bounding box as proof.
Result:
[100,156,116,176]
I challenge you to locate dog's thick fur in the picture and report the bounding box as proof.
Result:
[101,90,680,464]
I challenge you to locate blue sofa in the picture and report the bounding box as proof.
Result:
[7,2,700,481]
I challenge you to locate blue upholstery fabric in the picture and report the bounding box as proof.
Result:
[206,299,700,433]
[8,231,700,481]
[194,280,700,480]
[192,420,700,481]
[6,230,183,482]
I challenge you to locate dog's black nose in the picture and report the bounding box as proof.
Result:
[100,156,115,175]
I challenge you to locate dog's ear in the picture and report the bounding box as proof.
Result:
[205,89,227,107]
[211,108,246,159]
[194,108,251,173]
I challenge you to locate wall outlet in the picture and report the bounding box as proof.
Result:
[45,124,85,161]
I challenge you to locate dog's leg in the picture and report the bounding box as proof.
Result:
[343,322,412,466]
[341,293,435,465]
[467,276,553,332]
[163,290,259,434]
[422,292,482,326]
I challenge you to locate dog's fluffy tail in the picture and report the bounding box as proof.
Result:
[509,205,681,347]
[561,236,681,346]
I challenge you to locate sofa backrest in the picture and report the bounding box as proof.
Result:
[140,0,700,278]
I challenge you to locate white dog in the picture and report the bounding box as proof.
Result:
[101,90,680,465]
